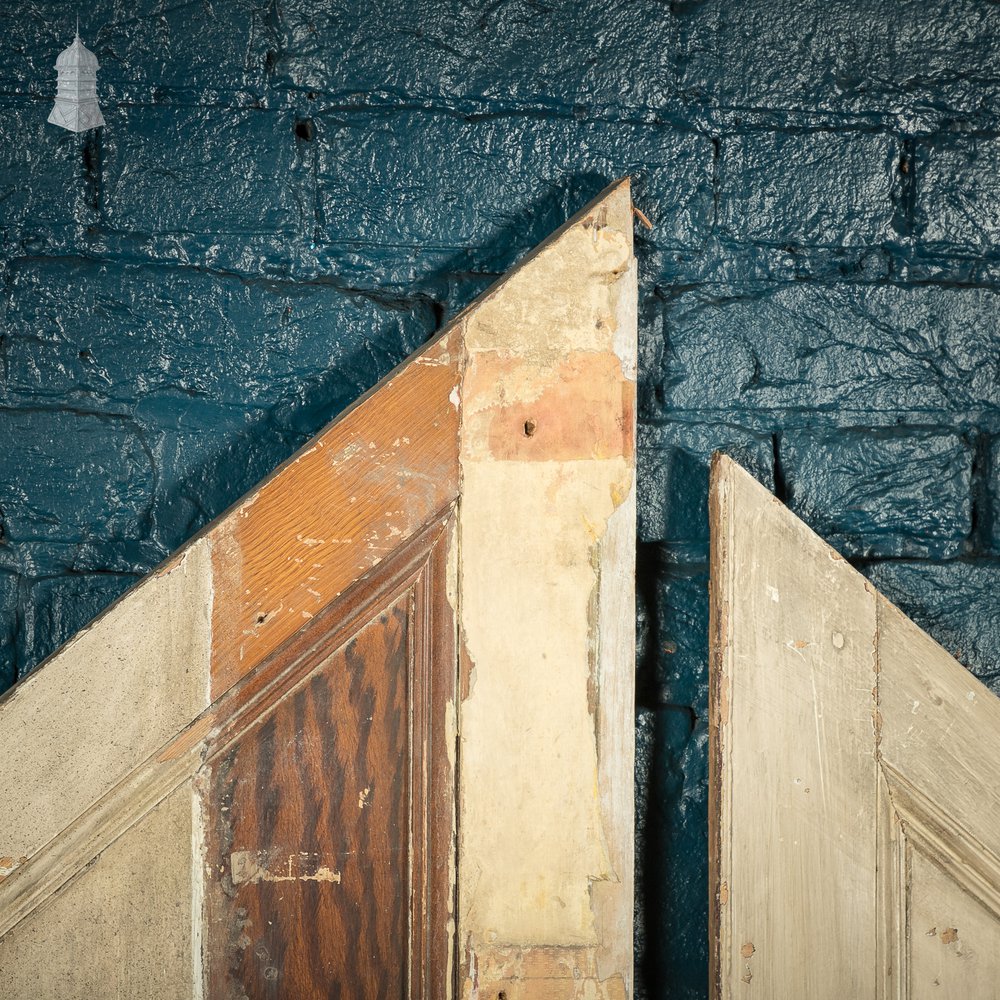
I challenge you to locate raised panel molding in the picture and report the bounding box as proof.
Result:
[0,181,636,998]
[712,455,1000,1000]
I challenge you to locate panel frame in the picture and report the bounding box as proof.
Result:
[711,453,1000,1000]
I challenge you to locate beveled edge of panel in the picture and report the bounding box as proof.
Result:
[0,509,456,944]
[707,452,735,1000]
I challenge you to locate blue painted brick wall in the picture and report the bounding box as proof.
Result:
[1,3,998,996]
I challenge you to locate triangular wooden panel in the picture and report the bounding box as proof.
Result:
[710,454,1000,1000]
[0,183,636,999]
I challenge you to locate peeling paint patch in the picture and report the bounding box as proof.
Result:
[0,855,27,883]
[230,851,341,885]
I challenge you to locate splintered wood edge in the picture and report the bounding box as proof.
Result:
[707,451,732,1000]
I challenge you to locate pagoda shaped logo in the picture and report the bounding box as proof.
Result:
[48,26,105,133]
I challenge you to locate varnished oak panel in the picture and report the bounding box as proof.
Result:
[203,516,456,1000]
[207,606,409,998]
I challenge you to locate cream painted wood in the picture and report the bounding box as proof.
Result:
[711,454,1000,1000]
[0,181,636,998]
[457,180,636,999]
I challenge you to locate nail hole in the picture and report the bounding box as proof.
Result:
[256,613,267,624]
[523,419,536,437]
[498,993,507,1000]
[295,117,315,141]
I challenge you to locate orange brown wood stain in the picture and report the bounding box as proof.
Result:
[208,333,461,698]
[202,516,457,1000]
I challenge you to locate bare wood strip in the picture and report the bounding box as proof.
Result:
[457,178,636,996]
[208,332,461,697]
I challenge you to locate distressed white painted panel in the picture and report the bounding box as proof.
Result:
[458,179,636,998]
[713,455,1000,1000]
[0,539,212,867]
[711,455,877,998]
[0,781,196,998]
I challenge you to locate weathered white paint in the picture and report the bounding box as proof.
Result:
[712,455,1000,1000]
[0,781,196,999]
[0,538,213,867]
[458,180,636,997]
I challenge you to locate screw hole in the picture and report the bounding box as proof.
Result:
[523,419,536,437]
[295,117,315,141]
[498,993,507,1000]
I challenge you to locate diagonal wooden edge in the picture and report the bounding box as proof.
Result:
[709,452,1000,999]
[0,178,637,1000]
[0,176,632,709]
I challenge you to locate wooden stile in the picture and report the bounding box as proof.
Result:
[710,454,1000,1000]
[0,181,636,999]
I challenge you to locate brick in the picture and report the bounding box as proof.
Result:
[679,0,1000,121]
[679,0,894,115]
[0,572,18,691]
[634,707,708,1000]
[102,108,306,241]
[269,0,680,114]
[663,283,1000,414]
[0,102,90,245]
[0,410,154,546]
[2,259,438,412]
[917,137,1000,253]
[314,113,713,260]
[864,561,1000,685]
[637,422,773,554]
[637,566,710,716]
[889,1,1000,120]
[17,573,137,680]
[719,131,897,247]
[0,3,269,103]
[781,429,973,558]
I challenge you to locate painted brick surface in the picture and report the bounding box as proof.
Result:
[0,3,998,998]
[637,423,773,558]
[865,561,1000,685]
[663,283,1000,416]
[781,429,974,559]
[917,136,1000,252]
[718,131,897,247]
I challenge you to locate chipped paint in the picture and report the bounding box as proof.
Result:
[461,943,628,1000]
[230,851,342,885]
[457,181,635,988]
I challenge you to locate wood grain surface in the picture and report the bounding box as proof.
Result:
[208,332,461,698]
[204,515,456,1000]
